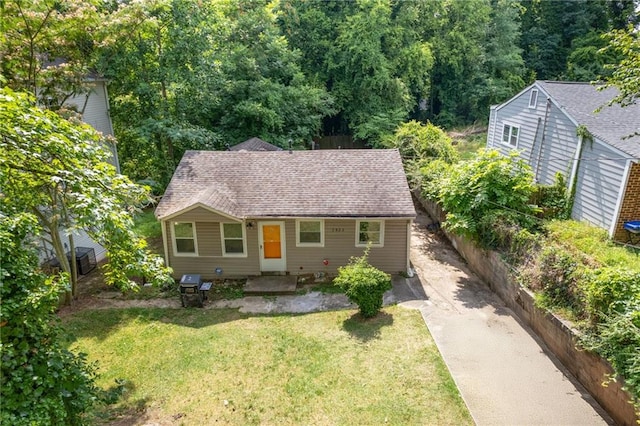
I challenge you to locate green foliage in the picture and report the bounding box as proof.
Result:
[0,88,173,293]
[532,172,572,220]
[509,220,640,403]
[582,268,640,323]
[385,120,458,163]
[580,310,640,407]
[601,27,640,107]
[334,248,392,318]
[416,159,454,199]
[437,149,538,248]
[0,213,102,425]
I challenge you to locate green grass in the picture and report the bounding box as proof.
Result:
[132,208,161,240]
[63,306,471,425]
[449,127,487,160]
[546,220,640,271]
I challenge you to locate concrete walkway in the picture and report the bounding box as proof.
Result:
[406,216,612,425]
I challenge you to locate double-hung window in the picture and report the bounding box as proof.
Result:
[173,222,197,256]
[296,219,324,247]
[356,220,384,247]
[502,124,519,148]
[221,223,246,256]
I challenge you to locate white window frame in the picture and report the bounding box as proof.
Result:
[172,222,198,257]
[355,220,385,247]
[296,219,324,247]
[501,124,520,148]
[529,89,538,108]
[220,222,247,257]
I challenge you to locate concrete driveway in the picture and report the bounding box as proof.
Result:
[405,204,612,425]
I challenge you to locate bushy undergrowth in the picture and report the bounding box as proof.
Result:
[511,221,640,406]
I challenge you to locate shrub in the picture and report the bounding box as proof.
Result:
[334,248,392,318]
[438,149,538,248]
[385,120,458,164]
[582,268,640,324]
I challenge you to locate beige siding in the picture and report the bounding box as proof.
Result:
[165,219,260,279]
[169,206,235,223]
[284,219,409,275]
[165,216,410,279]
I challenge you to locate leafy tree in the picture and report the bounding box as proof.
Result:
[600,27,640,107]
[437,149,538,247]
[334,247,392,318]
[0,88,172,298]
[0,0,103,107]
[278,0,433,145]
[0,213,101,425]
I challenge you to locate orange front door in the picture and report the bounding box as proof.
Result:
[262,224,282,259]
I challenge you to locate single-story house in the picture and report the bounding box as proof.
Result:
[487,81,640,241]
[154,149,416,279]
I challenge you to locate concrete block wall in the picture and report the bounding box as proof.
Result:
[614,162,640,243]
[414,191,639,425]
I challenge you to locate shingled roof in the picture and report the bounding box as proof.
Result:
[155,149,415,220]
[229,137,282,152]
[537,81,640,158]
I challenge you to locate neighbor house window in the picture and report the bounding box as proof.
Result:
[529,89,538,108]
[296,219,324,247]
[356,220,384,247]
[173,222,197,256]
[221,222,246,256]
[502,124,519,147]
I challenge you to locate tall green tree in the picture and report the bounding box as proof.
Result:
[100,0,332,186]
[0,213,102,425]
[278,0,433,145]
[0,0,103,107]
[0,88,172,298]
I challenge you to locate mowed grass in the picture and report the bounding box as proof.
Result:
[63,306,471,425]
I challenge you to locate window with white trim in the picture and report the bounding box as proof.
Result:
[529,89,538,108]
[296,219,324,247]
[356,220,384,247]
[221,223,246,256]
[173,222,197,255]
[502,124,519,147]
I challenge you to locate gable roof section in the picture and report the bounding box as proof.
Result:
[536,81,640,158]
[155,149,416,220]
[229,137,282,152]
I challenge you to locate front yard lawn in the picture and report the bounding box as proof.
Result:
[63,306,471,425]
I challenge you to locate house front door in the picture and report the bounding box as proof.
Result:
[258,221,286,272]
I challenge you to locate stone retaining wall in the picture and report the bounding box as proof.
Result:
[415,193,639,426]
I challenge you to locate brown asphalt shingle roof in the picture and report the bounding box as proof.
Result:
[155,149,416,220]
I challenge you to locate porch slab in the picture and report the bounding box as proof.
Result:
[244,275,298,295]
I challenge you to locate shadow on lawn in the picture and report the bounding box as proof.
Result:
[63,307,249,343]
[341,311,394,342]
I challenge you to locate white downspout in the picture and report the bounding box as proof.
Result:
[609,160,632,238]
[568,134,584,195]
[406,219,414,277]
[161,219,170,269]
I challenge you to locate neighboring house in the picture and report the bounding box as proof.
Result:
[229,137,282,152]
[155,149,416,279]
[39,76,118,264]
[487,81,640,241]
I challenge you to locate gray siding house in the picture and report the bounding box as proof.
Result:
[39,77,118,264]
[487,81,640,241]
[155,149,416,279]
